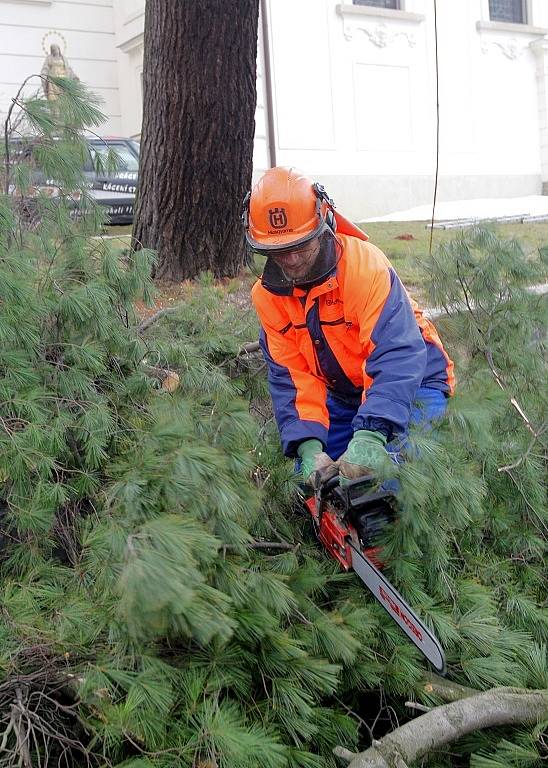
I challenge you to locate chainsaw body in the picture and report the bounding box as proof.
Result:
[304,474,395,570]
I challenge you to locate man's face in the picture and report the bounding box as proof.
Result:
[272,238,321,282]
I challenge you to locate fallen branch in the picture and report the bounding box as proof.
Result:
[248,540,295,551]
[137,306,179,333]
[13,688,32,768]
[142,364,180,392]
[225,540,296,553]
[497,417,548,473]
[421,672,477,702]
[485,349,539,438]
[238,340,260,355]
[335,687,548,768]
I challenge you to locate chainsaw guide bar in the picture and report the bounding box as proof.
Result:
[305,474,446,675]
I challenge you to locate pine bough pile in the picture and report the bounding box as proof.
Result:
[0,80,546,768]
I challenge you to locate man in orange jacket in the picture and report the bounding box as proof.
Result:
[244,167,454,486]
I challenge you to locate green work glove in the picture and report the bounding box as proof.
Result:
[297,439,338,488]
[338,430,387,485]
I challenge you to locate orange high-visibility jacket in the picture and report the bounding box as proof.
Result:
[252,230,454,457]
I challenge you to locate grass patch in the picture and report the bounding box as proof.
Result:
[360,220,548,299]
[105,224,133,237]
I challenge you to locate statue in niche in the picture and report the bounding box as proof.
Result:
[40,44,79,101]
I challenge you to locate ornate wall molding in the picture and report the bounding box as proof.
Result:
[342,20,417,47]
[476,20,547,60]
[481,37,525,59]
[335,3,423,47]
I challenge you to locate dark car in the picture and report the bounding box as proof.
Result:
[83,136,140,224]
[7,135,140,226]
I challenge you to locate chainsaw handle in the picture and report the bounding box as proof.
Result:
[319,472,377,497]
[318,475,340,495]
[317,473,396,520]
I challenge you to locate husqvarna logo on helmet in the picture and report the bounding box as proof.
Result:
[268,207,288,229]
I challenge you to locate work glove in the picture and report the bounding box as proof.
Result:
[297,439,338,488]
[338,430,387,485]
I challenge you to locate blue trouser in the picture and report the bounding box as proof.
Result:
[295,386,447,495]
[324,385,448,461]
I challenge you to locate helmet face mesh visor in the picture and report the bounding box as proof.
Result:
[247,229,342,291]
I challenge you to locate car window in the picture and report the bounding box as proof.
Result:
[82,149,95,172]
[89,143,139,172]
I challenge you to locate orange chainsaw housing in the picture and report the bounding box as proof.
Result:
[304,495,384,570]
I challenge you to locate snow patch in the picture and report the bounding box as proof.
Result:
[364,195,548,223]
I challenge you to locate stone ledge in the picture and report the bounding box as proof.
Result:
[335,4,424,23]
[118,33,144,54]
[476,20,548,36]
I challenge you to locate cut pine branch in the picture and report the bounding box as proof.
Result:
[421,672,478,702]
[335,687,548,768]
[142,364,180,392]
[137,306,179,333]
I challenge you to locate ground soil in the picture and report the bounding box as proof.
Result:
[134,275,255,321]
[134,280,195,321]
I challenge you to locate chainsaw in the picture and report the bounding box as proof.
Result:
[304,474,446,674]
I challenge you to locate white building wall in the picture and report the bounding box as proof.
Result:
[254,4,270,172]
[265,0,547,218]
[112,0,144,138]
[0,0,121,133]
[2,0,547,219]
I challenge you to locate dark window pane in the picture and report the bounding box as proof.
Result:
[353,0,399,8]
[489,0,525,23]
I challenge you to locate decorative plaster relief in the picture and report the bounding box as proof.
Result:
[480,37,525,59]
[476,20,548,61]
[342,19,416,48]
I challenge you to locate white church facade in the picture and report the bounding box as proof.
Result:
[2,0,548,219]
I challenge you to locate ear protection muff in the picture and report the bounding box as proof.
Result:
[241,191,250,229]
[312,182,336,233]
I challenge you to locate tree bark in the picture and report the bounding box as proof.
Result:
[334,687,548,768]
[134,0,259,281]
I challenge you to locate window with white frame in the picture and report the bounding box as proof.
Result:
[352,0,401,9]
[488,0,527,24]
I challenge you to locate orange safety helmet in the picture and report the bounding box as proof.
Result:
[243,167,336,252]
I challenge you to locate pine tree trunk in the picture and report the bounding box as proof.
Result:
[133,1,259,281]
